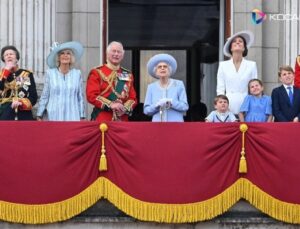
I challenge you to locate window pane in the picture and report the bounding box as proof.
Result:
[109,1,219,48]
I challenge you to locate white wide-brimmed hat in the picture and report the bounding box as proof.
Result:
[147,53,177,79]
[47,41,84,68]
[223,30,254,57]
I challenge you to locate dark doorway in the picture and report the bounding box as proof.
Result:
[109,0,220,120]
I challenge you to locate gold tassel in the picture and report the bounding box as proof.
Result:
[239,153,247,173]
[100,153,107,171]
[239,124,248,174]
[99,123,108,171]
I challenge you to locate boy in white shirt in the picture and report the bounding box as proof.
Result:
[206,95,237,122]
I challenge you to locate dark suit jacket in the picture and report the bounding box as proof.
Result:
[271,85,300,122]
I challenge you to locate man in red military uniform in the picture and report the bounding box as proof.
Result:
[86,41,137,121]
[295,55,300,88]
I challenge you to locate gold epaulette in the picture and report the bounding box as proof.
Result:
[121,66,131,73]
[20,70,30,78]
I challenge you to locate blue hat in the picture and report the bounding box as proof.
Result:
[147,54,177,78]
[47,41,84,68]
[223,30,254,57]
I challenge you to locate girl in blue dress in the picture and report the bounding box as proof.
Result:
[238,79,272,122]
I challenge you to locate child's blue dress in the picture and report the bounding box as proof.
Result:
[239,95,272,122]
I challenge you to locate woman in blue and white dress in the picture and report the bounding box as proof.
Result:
[37,41,86,121]
[143,54,189,122]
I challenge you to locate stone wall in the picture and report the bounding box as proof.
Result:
[232,0,281,96]
[53,0,101,117]
[232,0,300,96]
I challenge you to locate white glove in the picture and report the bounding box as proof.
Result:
[155,98,165,108]
[155,98,172,109]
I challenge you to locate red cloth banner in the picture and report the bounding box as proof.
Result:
[245,123,300,203]
[103,122,242,203]
[0,121,100,204]
[0,121,300,224]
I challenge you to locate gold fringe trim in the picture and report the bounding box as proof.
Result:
[241,178,300,224]
[102,177,300,224]
[101,177,241,223]
[1,177,300,224]
[0,179,103,224]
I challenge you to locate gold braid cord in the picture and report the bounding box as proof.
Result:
[239,124,248,173]
[99,123,108,171]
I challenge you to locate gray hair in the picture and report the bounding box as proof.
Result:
[106,41,125,54]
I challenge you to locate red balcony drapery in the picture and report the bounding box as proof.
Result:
[0,122,300,224]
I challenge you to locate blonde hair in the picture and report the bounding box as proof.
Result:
[56,49,75,68]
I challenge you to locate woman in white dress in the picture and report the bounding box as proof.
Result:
[143,54,189,122]
[37,41,86,121]
[216,30,257,115]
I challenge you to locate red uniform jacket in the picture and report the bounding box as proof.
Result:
[86,64,137,122]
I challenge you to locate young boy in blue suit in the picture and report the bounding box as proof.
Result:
[271,65,300,122]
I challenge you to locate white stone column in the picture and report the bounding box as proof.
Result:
[71,0,102,117]
[0,0,55,83]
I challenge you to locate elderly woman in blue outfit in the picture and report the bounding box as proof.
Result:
[37,41,86,121]
[143,54,189,122]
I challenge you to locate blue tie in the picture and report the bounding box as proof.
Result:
[287,86,293,104]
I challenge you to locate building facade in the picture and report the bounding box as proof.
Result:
[1,0,299,116]
[0,1,300,228]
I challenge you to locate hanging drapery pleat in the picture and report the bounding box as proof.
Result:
[0,122,300,224]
